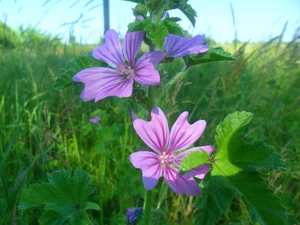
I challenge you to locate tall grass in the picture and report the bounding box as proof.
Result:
[0,22,299,224]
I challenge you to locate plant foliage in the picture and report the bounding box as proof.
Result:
[180,111,287,225]
[184,46,236,66]
[54,52,106,90]
[19,168,100,225]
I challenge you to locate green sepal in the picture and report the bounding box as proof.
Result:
[133,4,148,18]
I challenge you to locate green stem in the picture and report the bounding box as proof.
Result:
[147,86,155,114]
[143,190,153,225]
[142,86,156,225]
[156,180,168,209]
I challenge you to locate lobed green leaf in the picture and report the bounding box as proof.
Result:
[215,111,253,159]
[180,150,210,175]
[163,19,185,36]
[148,22,169,49]
[178,2,197,27]
[53,68,75,90]
[164,16,181,23]
[19,168,100,225]
[185,47,236,67]
[194,111,287,225]
[146,0,165,12]
[127,20,145,32]
[195,174,237,225]
[232,171,287,225]
[215,111,285,170]
[165,0,197,27]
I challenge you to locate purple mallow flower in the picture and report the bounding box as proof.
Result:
[73,29,165,102]
[135,15,144,21]
[89,116,100,124]
[164,32,208,58]
[129,107,213,196]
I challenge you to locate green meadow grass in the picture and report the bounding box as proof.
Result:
[0,24,299,224]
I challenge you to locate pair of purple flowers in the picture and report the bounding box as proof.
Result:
[73,29,208,102]
[74,29,212,195]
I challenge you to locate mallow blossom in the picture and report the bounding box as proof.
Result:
[164,32,209,58]
[73,29,165,102]
[89,116,100,124]
[129,107,213,196]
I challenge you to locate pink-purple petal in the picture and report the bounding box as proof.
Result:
[136,51,165,66]
[92,29,125,68]
[134,51,165,86]
[133,107,169,154]
[73,67,124,102]
[164,34,208,58]
[135,15,144,21]
[186,164,210,179]
[168,112,206,152]
[164,164,201,196]
[95,76,133,101]
[197,145,214,155]
[189,44,209,54]
[129,151,162,190]
[123,31,144,68]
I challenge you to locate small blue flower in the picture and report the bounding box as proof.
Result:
[126,207,143,224]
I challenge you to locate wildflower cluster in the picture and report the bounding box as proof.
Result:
[73,26,211,196]
[70,2,214,221]
[69,0,217,201]
[61,1,286,225]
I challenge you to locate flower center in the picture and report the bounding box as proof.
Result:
[117,64,135,79]
[159,152,175,165]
